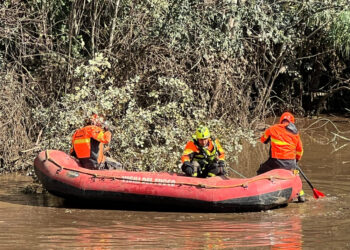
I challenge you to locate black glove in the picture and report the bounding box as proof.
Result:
[182,162,194,176]
[218,160,226,175]
[218,160,225,168]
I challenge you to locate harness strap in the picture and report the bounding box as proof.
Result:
[192,137,217,161]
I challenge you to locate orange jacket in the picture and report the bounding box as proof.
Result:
[70,125,111,164]
[261,123,303,160]
[181,138,225,163]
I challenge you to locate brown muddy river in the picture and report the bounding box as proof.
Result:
[0,117,350,249]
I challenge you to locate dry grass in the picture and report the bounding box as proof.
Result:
[0,72,37,173]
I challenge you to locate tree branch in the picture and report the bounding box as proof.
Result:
[317,83,350,114]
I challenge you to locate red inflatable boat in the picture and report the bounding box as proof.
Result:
[34,150,303,212]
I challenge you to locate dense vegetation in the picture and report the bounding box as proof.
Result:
[0,0,349,173]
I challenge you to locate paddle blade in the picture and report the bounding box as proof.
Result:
[313,188,325,199]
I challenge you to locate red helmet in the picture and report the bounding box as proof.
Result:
[280,112,295,124]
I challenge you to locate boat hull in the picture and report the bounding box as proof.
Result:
[34,150,303,212]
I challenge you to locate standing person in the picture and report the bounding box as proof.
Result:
[181,126,226,178]
[257,112,305,201]
[70,114,122,170]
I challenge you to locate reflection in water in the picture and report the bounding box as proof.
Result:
[78,217,301,249]
[31,211,302,249]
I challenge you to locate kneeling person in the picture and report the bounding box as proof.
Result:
[70,114,122,170]
[181,126,226,178]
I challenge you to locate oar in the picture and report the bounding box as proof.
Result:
[296,166,325,199]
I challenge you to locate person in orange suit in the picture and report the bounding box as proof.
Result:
[70,114,122,170]
[257,112,305,201]
[181,126,226,178]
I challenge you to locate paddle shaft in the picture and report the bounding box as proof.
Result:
[296,166,315,189]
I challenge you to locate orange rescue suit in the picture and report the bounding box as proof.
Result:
[71,125,111,164]
[261,123,303,161]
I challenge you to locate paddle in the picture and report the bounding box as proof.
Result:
[296,166,325,199]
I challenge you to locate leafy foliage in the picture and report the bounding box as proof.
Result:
[329,10,350,58]
[33,53,251,171]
